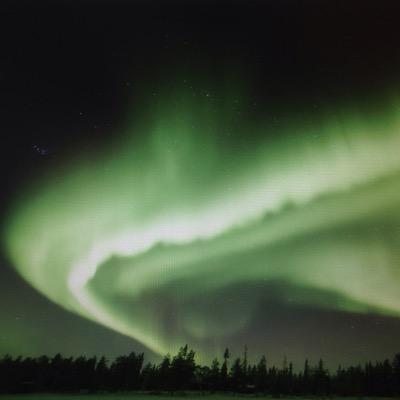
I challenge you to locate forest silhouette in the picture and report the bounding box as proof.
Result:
[1,346,400,396]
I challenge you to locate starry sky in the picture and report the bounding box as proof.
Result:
[2,0,400,369]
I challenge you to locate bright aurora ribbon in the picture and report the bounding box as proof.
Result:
[4,88,400,360]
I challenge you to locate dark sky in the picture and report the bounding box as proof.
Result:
[1,0,400,369]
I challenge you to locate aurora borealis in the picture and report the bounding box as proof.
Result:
[2,0,400,368]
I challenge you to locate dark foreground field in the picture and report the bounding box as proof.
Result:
[0,395,396,400]
[0,395,265,400]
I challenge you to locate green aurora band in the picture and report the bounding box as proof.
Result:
[4,88,400,360]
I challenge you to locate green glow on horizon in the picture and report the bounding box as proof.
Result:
[4,87,400,359]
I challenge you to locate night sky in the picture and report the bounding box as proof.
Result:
[2,0,400,369]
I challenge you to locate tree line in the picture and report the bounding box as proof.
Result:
[1,345,400,396]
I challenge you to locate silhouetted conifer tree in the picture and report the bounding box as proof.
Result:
[94,356,108,391]
[156,354,171,390]
[208,358,220,391]
[255,355,267,391]
[303,358,310,394]
[170,345,196,390]
[393,353,400,395]
[141,362,156,390]
[220,348,229,390]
